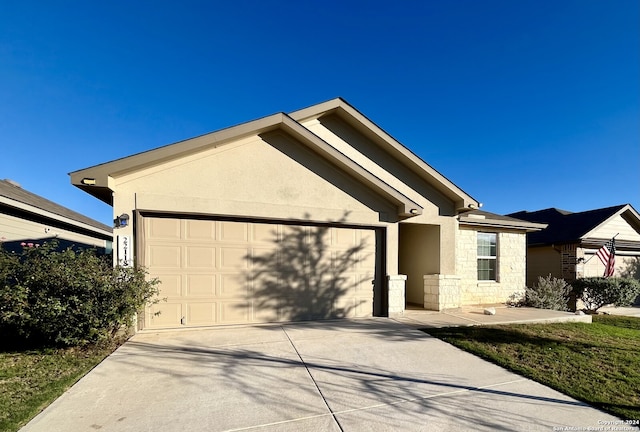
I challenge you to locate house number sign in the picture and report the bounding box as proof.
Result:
[118,235,133,267]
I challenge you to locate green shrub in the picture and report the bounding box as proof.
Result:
[524,275,571,311]
[0,241,160,346]
[0,249,24,333]
[573,277,640,312]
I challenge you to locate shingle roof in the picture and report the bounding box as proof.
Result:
[508,205,627,245]
[0,179,112,233]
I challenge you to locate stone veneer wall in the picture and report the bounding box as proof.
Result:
[457,227,527,305]
[423,274,461,310]
[387,275,407,317]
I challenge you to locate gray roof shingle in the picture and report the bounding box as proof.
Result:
[508,205,627,245]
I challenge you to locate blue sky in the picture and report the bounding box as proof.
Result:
[1,0,638,224]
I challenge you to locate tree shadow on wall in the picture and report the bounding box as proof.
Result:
[242,214,372,322]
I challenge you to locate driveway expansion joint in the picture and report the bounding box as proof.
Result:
[280,326,345,432]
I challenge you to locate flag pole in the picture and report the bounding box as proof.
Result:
[582,233,619,265]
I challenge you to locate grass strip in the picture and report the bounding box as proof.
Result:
[423,315,640,421]
[0,340,122,432]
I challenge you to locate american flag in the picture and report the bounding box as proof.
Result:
[596,238,616,277]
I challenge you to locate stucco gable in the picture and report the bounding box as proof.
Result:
[71,99,479,218]
[114,132,401,221]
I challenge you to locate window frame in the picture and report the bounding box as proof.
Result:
[477,232,498,281]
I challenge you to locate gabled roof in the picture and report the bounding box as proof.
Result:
[70,111,424,218]
[458,209,547,232]
[508,204,638,246]
[289,98,478,211]
[0,179,112,235]
[70,98,480,217]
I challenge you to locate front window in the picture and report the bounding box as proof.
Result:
[477,232,497,281]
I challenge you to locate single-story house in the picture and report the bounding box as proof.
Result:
[0,178,112,253]
[508,204,640,286]
[70,98,544,330]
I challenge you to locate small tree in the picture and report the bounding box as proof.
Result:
[523,275,572,311]
[573,277,640,313]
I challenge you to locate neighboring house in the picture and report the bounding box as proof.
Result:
[70,98,544,330]
[509,204,640,287]
[0,179,112,254]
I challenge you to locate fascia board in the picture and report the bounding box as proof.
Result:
[290,98,479,209]
[458,216,547,232]
[0,196,112,238]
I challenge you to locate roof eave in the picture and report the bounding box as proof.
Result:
[71,111,423,219]
[70,113,289,206]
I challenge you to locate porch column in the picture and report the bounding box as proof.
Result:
[423,274,461,311]
[387,275,407,317]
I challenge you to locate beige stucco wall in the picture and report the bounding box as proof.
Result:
[526,246,562,287]
[301,116,460,275]
[110,132,404,274]
[0,211,108,248]
[399,223,440,304]
[457,227,527,305]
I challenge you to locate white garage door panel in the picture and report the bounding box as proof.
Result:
[186,303,217,325]
[143,217,377,329]
[185,275,215,296]
[148,302,182,328]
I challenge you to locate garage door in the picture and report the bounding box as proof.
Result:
[142,216,379,329]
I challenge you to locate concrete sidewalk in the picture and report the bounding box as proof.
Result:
[20,318,630,432]
[599,305,640,317]
[396,305,593,328]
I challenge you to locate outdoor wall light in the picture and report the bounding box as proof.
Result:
[81,178,96,185]
[409,209,419,215]
[114,213,130,228]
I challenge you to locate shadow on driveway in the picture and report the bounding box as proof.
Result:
[20,319,626,432]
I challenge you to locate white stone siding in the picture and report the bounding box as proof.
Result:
[457,227,527,305]
[387,275,407,316]
[423,274,461,311]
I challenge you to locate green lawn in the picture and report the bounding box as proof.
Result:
[424,315,640,421]
[0,340,122,432]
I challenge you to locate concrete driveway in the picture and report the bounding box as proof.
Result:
[21,318,626,432]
